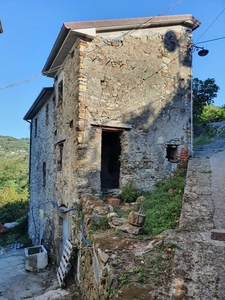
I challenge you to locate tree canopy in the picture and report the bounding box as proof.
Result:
[193,78,220,124]
[0,136,29,208]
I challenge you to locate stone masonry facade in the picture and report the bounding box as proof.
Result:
[24,15,199,283]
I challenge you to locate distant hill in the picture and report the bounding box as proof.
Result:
[0,136,29,161]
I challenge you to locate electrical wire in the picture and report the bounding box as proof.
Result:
[0,74,43,91]
[83,0,185,57]
[195,36,225,45]
[194,6,225,44]
[117,0,184,40]
[0,64,64,91]
[0,0,185,91]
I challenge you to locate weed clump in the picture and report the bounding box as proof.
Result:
[118,182,141,203]
[137,164,187,237]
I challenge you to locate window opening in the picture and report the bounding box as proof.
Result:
[57,143,64,171]
[46,104,49,126]
[166,144,178,163]
[101,130,121,189]
[52,96,56,108]
[34,118,37,137]
[69,120,73,128]
[42,162,46,186]
[58,80,63,106]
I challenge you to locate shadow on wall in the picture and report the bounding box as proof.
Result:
[80,29,192,194]
[164,30,192,67]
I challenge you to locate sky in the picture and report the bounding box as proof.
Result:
[0,0,224,139]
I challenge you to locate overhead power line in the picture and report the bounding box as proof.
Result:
[0,0,185,91]
[195,36,225,45]
[85,0,184,56]
[195,6,225,44]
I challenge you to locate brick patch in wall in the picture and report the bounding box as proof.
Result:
[180,148,189,165]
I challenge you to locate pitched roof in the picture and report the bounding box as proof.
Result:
[24,87,54,120]
[42,15,200,77]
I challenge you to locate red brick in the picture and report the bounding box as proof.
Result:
[108,198,120,206]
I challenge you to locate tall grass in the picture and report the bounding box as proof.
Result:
[137,164,187,237]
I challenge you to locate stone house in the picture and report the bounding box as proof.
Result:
[24,15,200,264]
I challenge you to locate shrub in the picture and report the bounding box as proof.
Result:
[118,182,141,203]
[137,165,187,237]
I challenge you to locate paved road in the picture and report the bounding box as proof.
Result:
[0,247,70,300]
[170,138,225,299]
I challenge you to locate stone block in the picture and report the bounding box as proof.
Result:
[127,211,145,227]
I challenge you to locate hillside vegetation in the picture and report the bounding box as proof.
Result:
[0,135,29,159]
[0,135,30,246]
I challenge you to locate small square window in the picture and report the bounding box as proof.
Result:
[166,144,178,163]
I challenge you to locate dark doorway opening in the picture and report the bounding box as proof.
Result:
[166,144,178,163]
[101,130,121,189]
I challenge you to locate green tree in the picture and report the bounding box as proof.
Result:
[193,78,220,124]
[0,156,29,206]
[200,104,225,124]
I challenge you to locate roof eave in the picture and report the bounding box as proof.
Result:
[42,14,200,78]
[24,87,54,120]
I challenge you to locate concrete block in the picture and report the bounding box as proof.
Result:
[24,245,48,271]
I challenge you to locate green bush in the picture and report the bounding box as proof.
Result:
[118,182,141,203]
[0,199,29,224]
[137,165,187,237]
[199,104,225,124]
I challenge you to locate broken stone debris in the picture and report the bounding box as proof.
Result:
[8,242,24,249]
[4,221,19,229]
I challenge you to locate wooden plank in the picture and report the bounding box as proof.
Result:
[62,255,67,267]
[65,243,73,254]
[58,266,64,280]
[60,261,66,275]
[57,239,73,287]
[57,272,62,286]
[65,239,73,250]
[63,251,69,262]
[65,244,72,254]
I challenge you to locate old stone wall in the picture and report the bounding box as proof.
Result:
[28,91,57,257]
[28,23,193,267]
[70,25,193,195]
